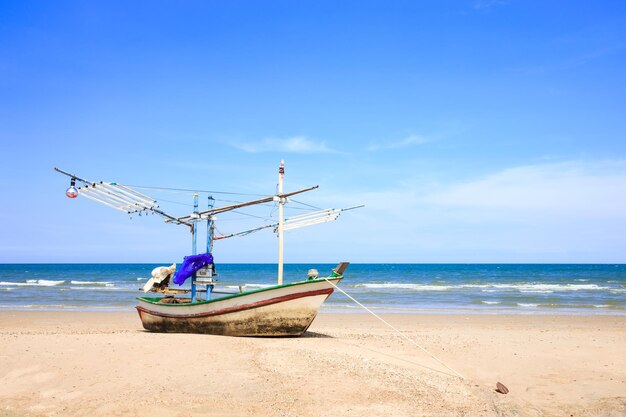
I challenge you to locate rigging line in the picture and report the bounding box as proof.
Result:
[155,198,194,207]
[283,206,318,212]
[214,223,276,240]
[269,200,278,219]
[213,198,274,207]
[212,198,315,212]
[126,184,268,197]
[230,209,268,220]
[323,278,465,380]
[290,198,322,210]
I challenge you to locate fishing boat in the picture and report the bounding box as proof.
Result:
[55,162,359,336]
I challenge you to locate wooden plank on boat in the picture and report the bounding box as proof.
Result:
[334,262,350,275]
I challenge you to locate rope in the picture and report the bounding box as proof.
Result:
[126,184,267,197]
[290,198,322,210]
[323,278,465,380]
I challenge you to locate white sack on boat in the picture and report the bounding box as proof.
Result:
[143,263,176,293]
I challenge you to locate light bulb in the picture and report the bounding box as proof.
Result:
[66,178,78,198]
[66,186,78,198]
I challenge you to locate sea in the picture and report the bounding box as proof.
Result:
[0,263,625,315]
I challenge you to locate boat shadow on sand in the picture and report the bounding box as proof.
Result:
[135,329,334,338]
[298,331,333,338]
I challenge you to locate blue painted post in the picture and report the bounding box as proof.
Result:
[191,193,199,303]
[206,196,214,253]
[206,196,214,300]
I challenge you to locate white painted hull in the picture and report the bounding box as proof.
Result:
[135,277,341,336]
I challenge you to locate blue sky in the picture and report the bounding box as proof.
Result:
[1,1,626,263]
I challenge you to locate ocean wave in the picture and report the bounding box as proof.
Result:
[487,283,607,291]
[357,283,453,291]
[0,304,69,309]
[517,303,539,307]
[481,301,500,305]
[356,282,610,292]
[68,286,121,291]
[26,279,66,286]
[0,280,66,287]
[70,280,114,287]
[212,285,246,292]
[244,284,273,289]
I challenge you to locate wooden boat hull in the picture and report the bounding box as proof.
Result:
[135,277,341,336]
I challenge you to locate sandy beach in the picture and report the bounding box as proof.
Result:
[0,311,624,417]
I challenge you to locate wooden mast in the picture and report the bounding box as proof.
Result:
[277,160,285,285]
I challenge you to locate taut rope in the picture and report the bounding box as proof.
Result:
[324,277,465,380]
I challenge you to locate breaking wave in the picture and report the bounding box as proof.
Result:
[0,280,66,287]
[356,283,610,292]
[70,280,114,287]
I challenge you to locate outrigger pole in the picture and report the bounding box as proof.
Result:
[212,206,363,241]
[167,185,319,223]
[53,167,194,230]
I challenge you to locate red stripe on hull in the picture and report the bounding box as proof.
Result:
[136,287,333,319]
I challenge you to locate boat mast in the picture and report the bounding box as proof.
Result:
[277,160,285,285]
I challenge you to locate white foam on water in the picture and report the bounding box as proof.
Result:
[212,285,245,292]
[0,280,65,287]
[481,301,501,305]
[68,286,121,291]
[358,282,609,292]
[358,283,453,291]
[492,283,608,291]
[243,284,272,289]
[517,303,539,307]
[70,280,114,286]
[27,279,66,286]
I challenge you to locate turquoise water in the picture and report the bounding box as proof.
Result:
[0,263,624,314]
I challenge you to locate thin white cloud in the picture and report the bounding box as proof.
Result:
[232,136,337,154]
[318,159,626,262]
[518,43,626,75]
[422,160,626,217]
[367,134,430,151]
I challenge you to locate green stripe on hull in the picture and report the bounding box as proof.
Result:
[137,277,341,307]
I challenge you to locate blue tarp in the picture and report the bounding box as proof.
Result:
[173,253,214,285]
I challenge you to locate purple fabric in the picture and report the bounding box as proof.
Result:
[173,253,214,285]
